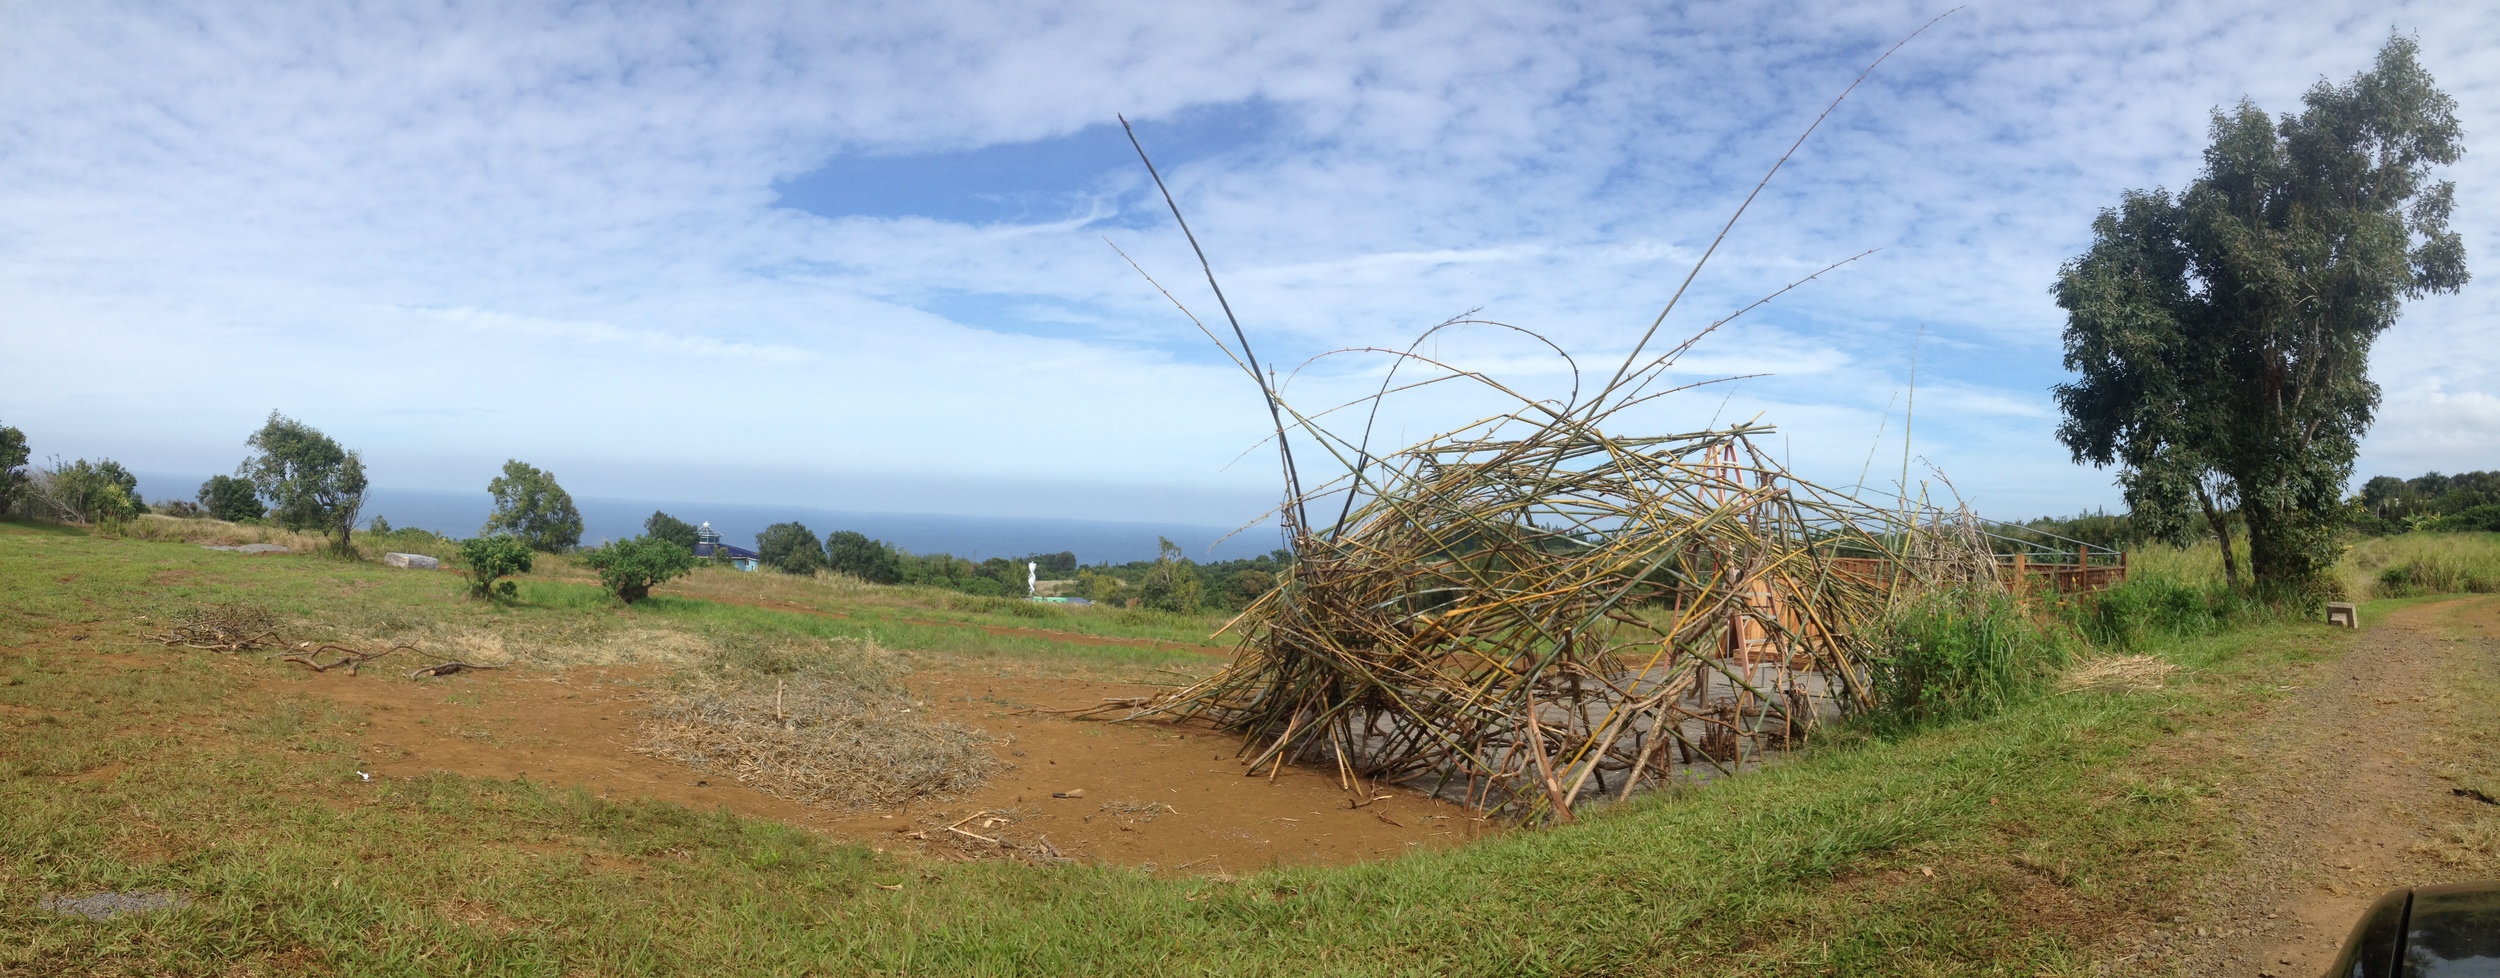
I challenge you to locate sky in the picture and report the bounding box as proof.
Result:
[3,0,2497,531]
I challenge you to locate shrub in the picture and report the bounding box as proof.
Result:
[1869,587,2071,728]
[645,510,700,551]
[0,424,26,517]
[27,457,143,527]
[197,474,265,522]
[584,535,698,603]
[482,459,582,552]
[1139,537,1203,613]
[457,536,535,599]
[756,522,827,575]
[153,499,208,518]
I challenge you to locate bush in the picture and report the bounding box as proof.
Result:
[28,457,143,527]
[583,535,698,603]
[1869,587,2071,728]
[1139,537,1203,613]
[756,522,826,575]
[197,474,264,522]
[457,536,535,599]
[0,424,26,518]
[482,459,583,552]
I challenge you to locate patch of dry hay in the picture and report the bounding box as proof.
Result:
[2059,654,2176,694]
[637,675,999,810]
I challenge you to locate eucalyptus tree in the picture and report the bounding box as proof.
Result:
[483,460,583,552]
[2054,35,2468,596]
[241,412,368,554]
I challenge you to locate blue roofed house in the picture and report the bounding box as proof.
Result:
[693,522,762,571]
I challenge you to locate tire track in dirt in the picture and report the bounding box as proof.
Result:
[2161,598,2500,977]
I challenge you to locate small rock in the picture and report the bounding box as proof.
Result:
[1053,789,1086,799]
[382,552,439,570]
[40,890,191,920]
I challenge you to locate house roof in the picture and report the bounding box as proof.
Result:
[695,542,761,560]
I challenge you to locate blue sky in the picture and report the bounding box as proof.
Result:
[3,1,2496,528]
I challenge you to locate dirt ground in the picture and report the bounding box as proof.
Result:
[307,662,1489,874]
[2147,597,2500,976]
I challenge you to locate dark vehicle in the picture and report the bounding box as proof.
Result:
[2325,882,2500,977]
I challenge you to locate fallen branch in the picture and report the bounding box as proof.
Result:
[278,644,413,676]
[410,662,505,679]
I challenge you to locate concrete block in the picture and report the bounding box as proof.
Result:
[2325,601,2358,629]
[383,552,440,570]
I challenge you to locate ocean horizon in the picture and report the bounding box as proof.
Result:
[132,473,1283,566]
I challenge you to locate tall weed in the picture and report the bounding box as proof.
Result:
[2340,533,2500,599]
[2064,573,2273,647]
[1866,586,2072,728]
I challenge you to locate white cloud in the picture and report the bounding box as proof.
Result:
[1,0,2495,524]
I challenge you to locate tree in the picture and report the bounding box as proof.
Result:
[582,536,697,603]
[2053,35,2467,597]
[0,424,25,518]
[1139,536,1204,613]
[457,535,534,599]
[826,530,902,583]
[755,521,826,575]
[241,411,367,554]
[198,474,265,522]
[645,510,699,551]
[482,460,582,552]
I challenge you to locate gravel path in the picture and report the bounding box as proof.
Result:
[2147,597,2500,976]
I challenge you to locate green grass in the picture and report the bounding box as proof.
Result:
[0,520,2385,975]
[0,522,1219,677]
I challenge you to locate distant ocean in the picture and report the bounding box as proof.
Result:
[131,474,1282,565]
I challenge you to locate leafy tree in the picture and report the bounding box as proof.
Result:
[482,460,583,552]
[241,411,367,554]
[826,530,903,583]
[1074,569,1127,605]
[582,536,697,603]
[2053,36,2468,596]
[0,424,26,518]
[754,521,826,574]
[644,510,699,551]
[197,474,265,522]
[457,535,534,599]
[30,457,142,526]
[1227,568,1276,605]
[1139,536,1204,613]
[1027,551,1078,576]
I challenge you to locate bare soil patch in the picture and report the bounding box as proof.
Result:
[284,662,1483,872]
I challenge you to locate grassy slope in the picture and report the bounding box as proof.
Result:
[2,521,2401,975]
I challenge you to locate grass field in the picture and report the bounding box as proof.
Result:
[5,523,2497,975]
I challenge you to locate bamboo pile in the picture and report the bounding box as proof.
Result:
[1127,420,1976,822]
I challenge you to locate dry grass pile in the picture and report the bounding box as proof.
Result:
[638,673,999,810]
